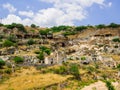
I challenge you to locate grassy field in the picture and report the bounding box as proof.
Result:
[0,67,71,90]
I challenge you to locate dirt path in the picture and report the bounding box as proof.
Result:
[81,81,120,90]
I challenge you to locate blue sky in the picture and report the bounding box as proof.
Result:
[0,0,120,27]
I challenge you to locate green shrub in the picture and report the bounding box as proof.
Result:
[5,23,27,33]
[39,46,48,51]
[4,69,12,74]
[51,25,71,32]
[117,64,120,70]
[69,64,81,80]
[3,40,14,47]
[37,52,44,60]
[7,35,17,43]
[75,26,87,32]
[96,24,106,29]
[27,39,35,45]
[39,46,51,55]
[0,59,5,68]
[39,29,50,35]
[112,38,120,42]
[81,56,86,60]
[86,66,96,74]
[105,80,115,90]
[13,56,24,64]
[55,66,67,74]
[44,49,51,55]
[63,31,76,36]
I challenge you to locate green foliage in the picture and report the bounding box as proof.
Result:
[13,56,24,64]
[117,64,120,70]
[39,46,51,55]
[39,29,51,35]
[3,40,14,47]
[105,80,115,90]
[31,24,36,28]
[69,64,81,80]
[39,46,48,51]
[75,26,87,32]
[27,39,35,45]
[51,25,71,32]
[112,38,120,42]
[55,66,67,74]
[4,69,12,74]
[7,35,17,43]
[5,23,27,33]
[0,59,5,68]
[63,31,76,36]
[16,23,27,33]
[0,23,4,27]
[96,24,106,29]
[44,49,51,55]
[0,35,4,39]
[108,23,119,28]
[81,56,86,60]
[86,66,96,74]
[37,52,44,60]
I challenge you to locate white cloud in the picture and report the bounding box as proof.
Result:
[2,3,16,13]
[2,14,32,26]
[2,0,112,27]
[18,11,34,18]
[108,2,112,7]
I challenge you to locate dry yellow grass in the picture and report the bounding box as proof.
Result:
[0,67,71,90]
[111,55,120,61]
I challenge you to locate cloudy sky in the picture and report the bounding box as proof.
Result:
[0,0,120,27]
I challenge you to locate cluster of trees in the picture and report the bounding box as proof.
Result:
[96,23,120,29]
[36,46,52,61]
[4,23,27,33]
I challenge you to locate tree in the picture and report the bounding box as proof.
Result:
[3,40,14,47]
[31,24,36,28]
[0,58,5,68]
[27,39,35,45]
[69,64,81,80]
[7,35,17,43]
[37,52,44,60]
[13,56,24,64]
[44,49,51,55]
[75,26,87,32]
[96,24,106,29]
[16,23,27,33]
[108,23,119,28]
[5,23,27,33]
